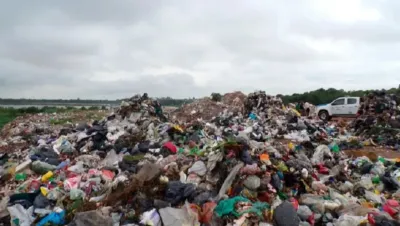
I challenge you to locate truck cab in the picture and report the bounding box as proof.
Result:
[316,97,360,120]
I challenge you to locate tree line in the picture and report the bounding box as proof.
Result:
[280,87,400,105]
[2,86,399,107]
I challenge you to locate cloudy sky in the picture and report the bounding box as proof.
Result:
[0,0,399,99]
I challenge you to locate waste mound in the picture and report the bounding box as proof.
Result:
[0,91,399,225]
[350,91,400,150]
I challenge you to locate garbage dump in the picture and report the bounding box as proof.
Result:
[0,91,400,226]
[350,90,400,151]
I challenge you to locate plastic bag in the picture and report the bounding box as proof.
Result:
[214,196,250,217]
[334,214,366,226]
[140,209,161,226]
[311,145,331,165]
[359,175,374,190]
[244,175,261,190]
[0,196,9,218]
[365,190,383,204]
[188,161,207,176]
[199,202,217,224]
[76,154,101,168]
[159,201,200,226]
[338,181,354,193]
[329,188,349,205]
[337,203,371,216]
[165,181,196,205]
[7,204,35,226]
[297,205,313,221]
[53,136,74,154]
[101,150,119,167]
[371,162,385,176]
[207,152,223,171]
[36,208,65,226]
[64,176,81,191]
[70,188,86,200]
[47,188,64,201]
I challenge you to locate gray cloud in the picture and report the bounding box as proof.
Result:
[0,0,399,99]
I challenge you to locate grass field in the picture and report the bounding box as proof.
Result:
[0,106,102,129]
[0,110,20,129]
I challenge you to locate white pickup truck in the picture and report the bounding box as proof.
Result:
[316,97,360,120]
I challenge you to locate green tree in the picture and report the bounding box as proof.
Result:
[211,93,222,102]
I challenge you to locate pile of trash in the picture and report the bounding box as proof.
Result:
[0,92,400,226]
[350,91,400,150]
[222,91,247,113]
[172,92,247,123]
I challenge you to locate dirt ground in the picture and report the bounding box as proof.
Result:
[344,146,400,159]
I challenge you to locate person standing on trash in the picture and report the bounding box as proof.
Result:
[154,100,167,122]
[141,93,149,101]
[296,101,305,116]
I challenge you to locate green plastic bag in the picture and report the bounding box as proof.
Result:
[189,146,201,156]
[331,144,340,153]
[214,196,269,218]
[178,147,185,154]
[214,196,250,217]
[276,161,288,172]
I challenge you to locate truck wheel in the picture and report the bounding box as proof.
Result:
[318,110,329,121]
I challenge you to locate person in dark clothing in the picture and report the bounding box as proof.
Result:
[153,100,167,122]
[141,93,149,102]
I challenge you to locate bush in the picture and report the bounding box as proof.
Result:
[211,93,222,102]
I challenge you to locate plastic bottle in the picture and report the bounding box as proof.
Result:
[41,171,54,182]
[56,160,70,170]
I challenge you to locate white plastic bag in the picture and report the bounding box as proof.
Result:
[311,145,331,165]
[188,161,207,176]
[7,204,35,226]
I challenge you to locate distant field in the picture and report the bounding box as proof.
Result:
[0,106,105,129]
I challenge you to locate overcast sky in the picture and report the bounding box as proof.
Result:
[0,0,399,99]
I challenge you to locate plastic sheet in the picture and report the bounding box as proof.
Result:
[216,162,244,200]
